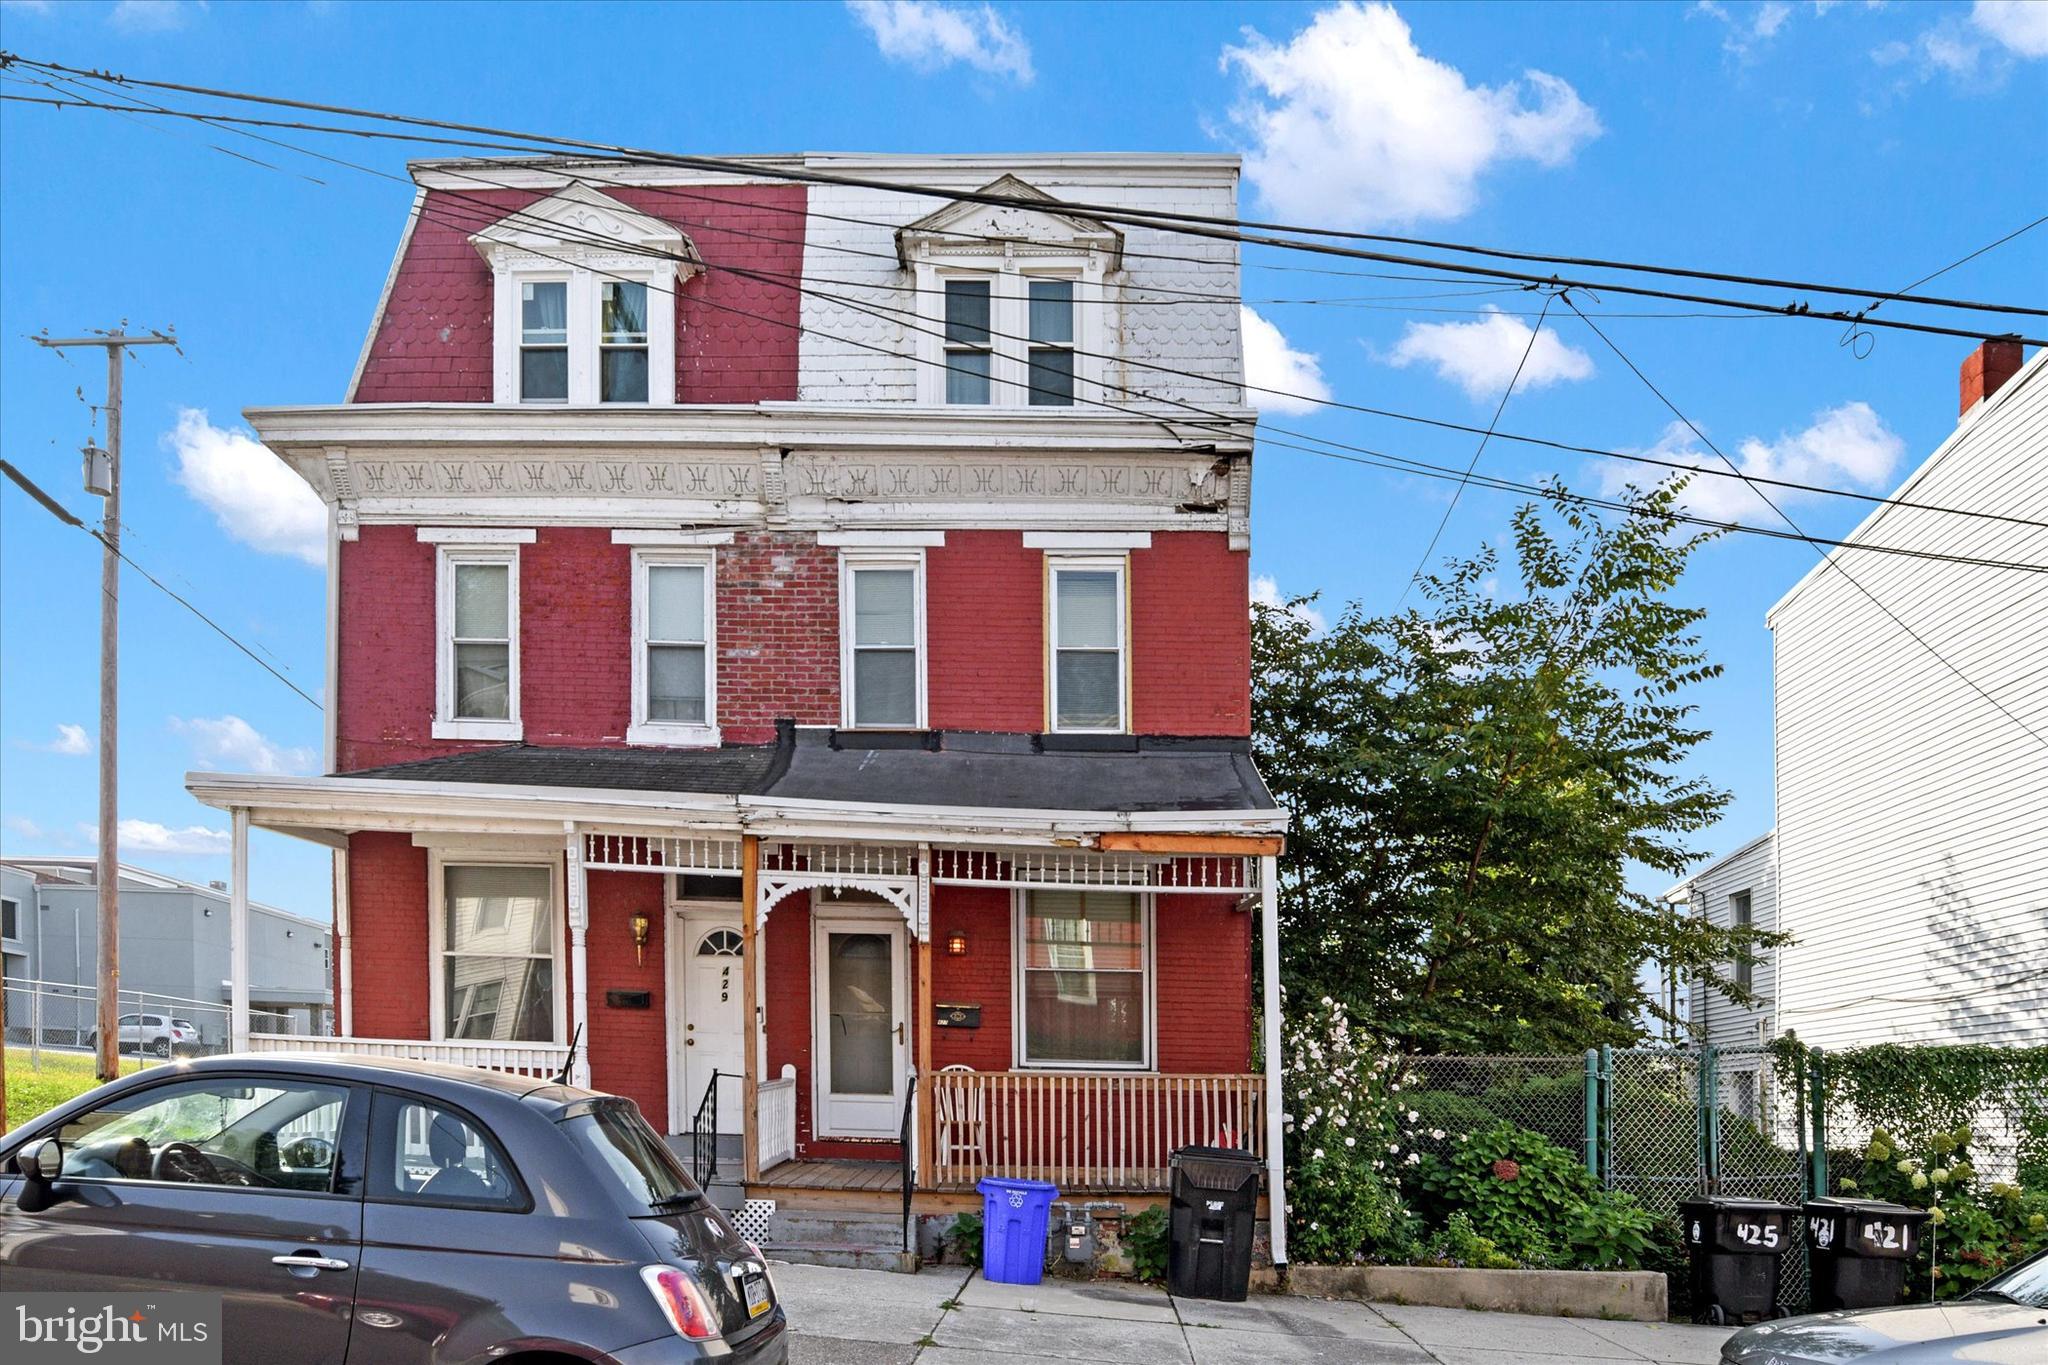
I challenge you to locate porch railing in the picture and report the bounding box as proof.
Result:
[757,1066,798,1172]
[244,1033,571,1079]
[929,1070,1265,1192]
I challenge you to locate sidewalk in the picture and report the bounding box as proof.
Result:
[769,1261,1736,1364]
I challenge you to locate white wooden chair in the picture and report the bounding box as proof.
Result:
[933,1064,987,1172]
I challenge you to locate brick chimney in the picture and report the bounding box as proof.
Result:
[1959,339,2023,417]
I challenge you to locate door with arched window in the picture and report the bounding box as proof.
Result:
[678,916,744,1135]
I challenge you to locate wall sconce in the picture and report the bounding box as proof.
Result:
[630,912,651,966]
[945,930,969,957]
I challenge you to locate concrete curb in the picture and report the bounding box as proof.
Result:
[1260,1264,1669,1322]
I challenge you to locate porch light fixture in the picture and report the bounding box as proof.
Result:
[945,930,968,957]
[630,911,652,966]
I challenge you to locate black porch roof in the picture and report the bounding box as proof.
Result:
[340,724,1276,813]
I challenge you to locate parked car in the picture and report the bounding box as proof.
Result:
[0,1052,786,1363]
[1720,1248,2048,1363]
[84,1011,201,1057]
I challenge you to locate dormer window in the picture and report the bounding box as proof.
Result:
[473,182,700,406]
[898,175,1122,409]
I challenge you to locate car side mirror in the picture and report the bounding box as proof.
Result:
[17,1138,64,1183]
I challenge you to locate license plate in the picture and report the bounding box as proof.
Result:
[743,1273,770,1319]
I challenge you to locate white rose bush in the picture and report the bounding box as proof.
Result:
[1281,995,1417,1263]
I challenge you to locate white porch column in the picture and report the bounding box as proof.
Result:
[229,807,251,1052]
[1259,852,1288,1267]
[332,846,353,1037]
[565,823,591,1088]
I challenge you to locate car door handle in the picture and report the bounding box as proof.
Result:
[273,1252,351,1272]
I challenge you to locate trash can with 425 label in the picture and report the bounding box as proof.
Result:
[1804,1197,1931,1311]
[1167,1145,1262,1302]
[1677,1195,1797,1326]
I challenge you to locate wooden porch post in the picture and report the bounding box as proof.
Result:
[915,844,935,1191]
[740,834,761,1185]
[1259,851,1289,1267]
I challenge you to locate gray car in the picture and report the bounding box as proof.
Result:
[1721,1249,2048,1363]
[0,1053,786,1364]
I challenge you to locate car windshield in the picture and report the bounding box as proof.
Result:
[172,1019,197,1031]
[561,1102,701,1211]
[1974,1250,2048,1308]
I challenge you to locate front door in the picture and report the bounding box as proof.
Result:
[811,914,908,1139]
[677,914,745,1134]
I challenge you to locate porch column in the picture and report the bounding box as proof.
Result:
[915,843,934,1190]
[566,824,591,1088]
[229,807,250,1052]
[332,846,352,1037]
[740,834,761,1184]
[1259,852,1288,1268]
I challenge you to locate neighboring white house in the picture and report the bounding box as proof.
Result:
[1670,342,2048,1062]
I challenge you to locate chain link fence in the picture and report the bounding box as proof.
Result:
[3,975,299,1067]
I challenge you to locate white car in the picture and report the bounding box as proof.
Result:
[85,1012,201,1057]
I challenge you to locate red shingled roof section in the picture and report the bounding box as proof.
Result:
[351,182,807,404]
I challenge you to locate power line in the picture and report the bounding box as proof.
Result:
[6,53,2043,326]
[1,458,321,708]
[1561,295,2048,751]
[1396,289,1559,609]
[3,60,2042,345]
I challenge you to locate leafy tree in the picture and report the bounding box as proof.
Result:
[1254,480,1780,1052]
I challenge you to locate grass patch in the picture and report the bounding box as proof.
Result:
[4,1049,142,1132]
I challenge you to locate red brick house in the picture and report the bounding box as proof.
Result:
[189,153,1286,1264]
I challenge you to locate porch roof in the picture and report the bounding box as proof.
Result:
[337,725,1277,814]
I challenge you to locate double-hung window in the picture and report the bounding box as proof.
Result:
[1049,557,1126,732]
[841,554,924,729]
[630,550,716,745]
[943,279,993,405]
[519,280,569,402]
[1026,279,1075,405]
[600,281,649,403]
[430,534,528,741]
[1018,891,1149,1068]
[438,863,559,1044]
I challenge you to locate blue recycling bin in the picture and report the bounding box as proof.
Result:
[977,1176,1059,1285]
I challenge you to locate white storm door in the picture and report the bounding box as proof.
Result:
[812,916,908,1139]
[679,915,746,1135]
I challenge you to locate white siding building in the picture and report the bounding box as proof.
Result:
[1675,344,2048,1058]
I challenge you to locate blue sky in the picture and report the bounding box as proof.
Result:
[1,0,2043,920]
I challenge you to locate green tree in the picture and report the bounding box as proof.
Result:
[1254,480,1779,1053]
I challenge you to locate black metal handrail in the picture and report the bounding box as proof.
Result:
[690,1071,721,1189]
[899,1071,916,1254]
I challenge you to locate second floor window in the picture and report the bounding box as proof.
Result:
[431,536,525,742]
[842,555,924,729]
[631,550,716,744]
[1730,890,1754,992]
[1050,558,1126,732]
[520,281,568,401]
[600,281,649,403]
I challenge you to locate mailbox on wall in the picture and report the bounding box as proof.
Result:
[934,1002,981,1029]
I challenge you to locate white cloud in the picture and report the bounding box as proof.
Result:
[84,819,232,856]
[846,1,1034,84]
[172,715,317,776]
[1240,307,1332,415]
[1973,1,2048,57]
[109,0,204,32]
[1383,307,1594,402]
[1251,574,1327,633]
[1691,0,1796,58]
[1592,402,1906,524]
[17,723,93,755]
[1219,2,1599,228]
[4,815,52,845]
[166,408,325,567]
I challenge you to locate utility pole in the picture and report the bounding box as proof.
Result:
[32,328,177,1081]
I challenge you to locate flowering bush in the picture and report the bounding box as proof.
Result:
[1412,1121,1665,1271]
[1281,996,1418,1264]
[1844,1126,2048,1299]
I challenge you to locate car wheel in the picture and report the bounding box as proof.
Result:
[154,1038,172,1058]
[84,1031,97,1050]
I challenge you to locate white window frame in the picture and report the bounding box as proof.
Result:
[433,543,523,741]
[515,274,572,404]
[1011,889,1156,1072]
[628,547,719,747]
[489,265,677,406]
[1046,553,1129,734]
[838,549,928,730]
[427,850,566,1047]
[913,257,1105,407]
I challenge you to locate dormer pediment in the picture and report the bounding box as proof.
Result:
[471,181,701,276]
[896,175,1123,269]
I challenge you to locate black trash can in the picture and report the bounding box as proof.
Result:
[1677,1195,1797,1325]
[1167,1145,1262,1302]
[1804,1198,1930,1311]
